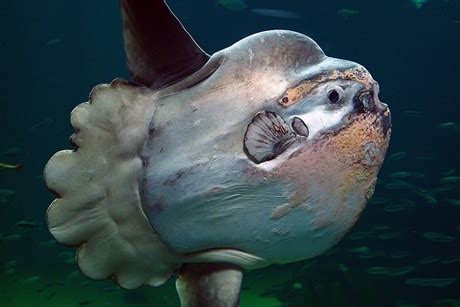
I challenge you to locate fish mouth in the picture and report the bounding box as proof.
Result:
[368,99,391,138]
[352,82,391,137]
[379,105,392,136]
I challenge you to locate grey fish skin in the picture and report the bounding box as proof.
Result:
[43,0,392,304]
[46,37,392,284]
[142,35,391,261]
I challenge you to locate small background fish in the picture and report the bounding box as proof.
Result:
[250,8,301,19]
[0,163,22,171]
[1,0,458,306]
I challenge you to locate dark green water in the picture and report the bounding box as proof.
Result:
[1,0,459,306]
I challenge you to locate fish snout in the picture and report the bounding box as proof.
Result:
[352,81,391,135]
[353,81,387,112]
[379,106,392,136]
[373,82,391,136]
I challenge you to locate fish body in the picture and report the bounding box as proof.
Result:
[337,8,359,19]
[16,220,42,228]
[402,110,422,117]
[140,41,391,262]
[250,8,301,19]
[43,0,392,303]
[440,176,460,184]
[0,162,22,171]
[388,152,407,160]
[389,171,411,178]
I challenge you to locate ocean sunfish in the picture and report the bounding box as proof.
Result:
[44,1,391,306]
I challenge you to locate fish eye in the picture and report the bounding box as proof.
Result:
[328,88,343,104]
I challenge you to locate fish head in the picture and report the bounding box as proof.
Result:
[235,31,392,259]
[138,30,391,264]
[43,2,393,289]
[269,60,392,207]
[227,31,391,197]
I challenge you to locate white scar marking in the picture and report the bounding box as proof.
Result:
[254,105,352,172]
[296,105,352,139]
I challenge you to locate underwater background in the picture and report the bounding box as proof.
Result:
[1,0,459,306]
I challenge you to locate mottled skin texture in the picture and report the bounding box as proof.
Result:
[139,30,391,263]
[44,1,391,304]
[278,67,373,107]
[44,28,390,295]
[265,111,389,258]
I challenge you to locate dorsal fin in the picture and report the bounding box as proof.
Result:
[120,0,210,89]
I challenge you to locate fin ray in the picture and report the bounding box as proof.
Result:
[244,111,297,164]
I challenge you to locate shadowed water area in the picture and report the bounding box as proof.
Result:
[1,0,459,306]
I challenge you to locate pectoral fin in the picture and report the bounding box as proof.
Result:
[244,111,297,164]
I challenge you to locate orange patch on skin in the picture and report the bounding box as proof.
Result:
[278,67,374,107]
[268,112,389,230]
[312,113,387,201]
